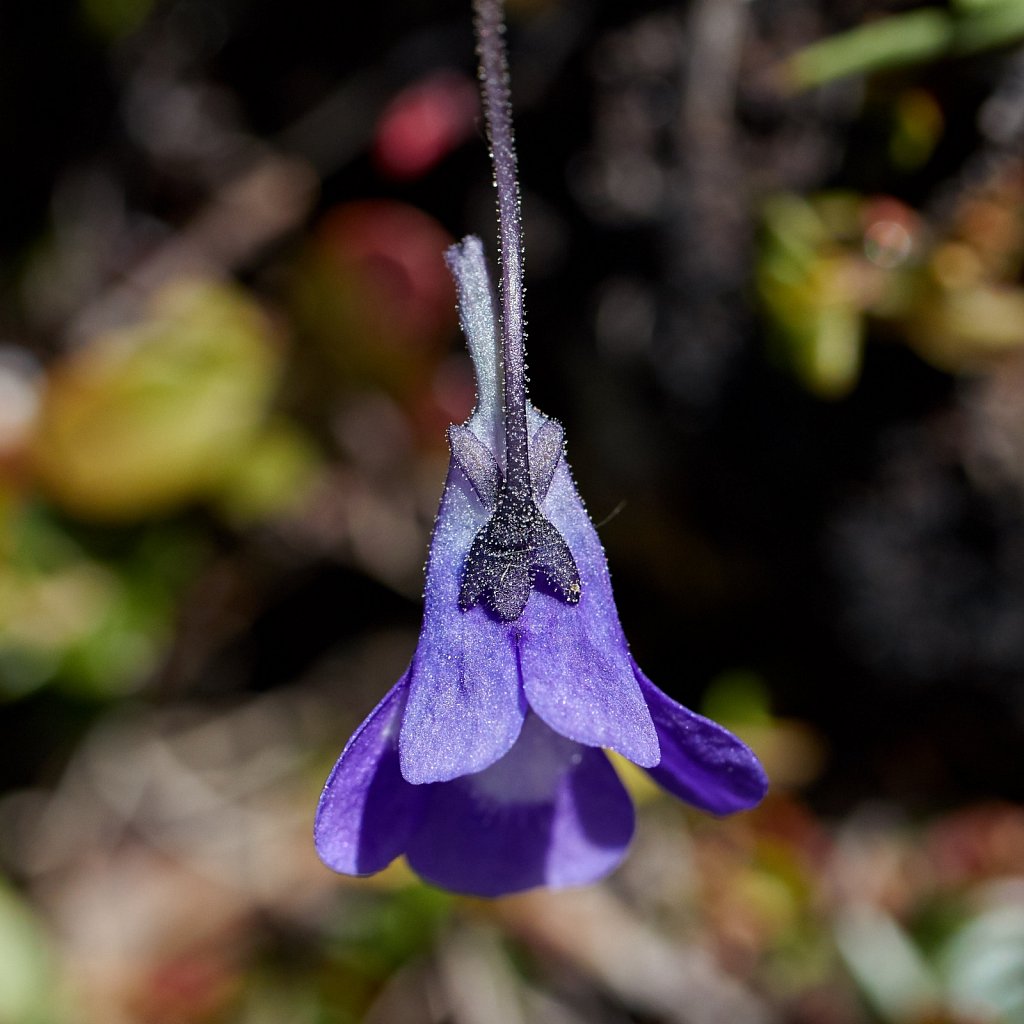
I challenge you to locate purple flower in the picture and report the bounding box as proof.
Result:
[314,0,766,897]
[314,239,767,896]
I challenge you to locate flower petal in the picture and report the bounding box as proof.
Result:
[445,237,503,456]
[400,467,526,784]
[519,456,659,766]
[529,416,564,500]
[314,674,427,875]
[406,714,634,896]
[634,662,769,814]
[448,423,499,505]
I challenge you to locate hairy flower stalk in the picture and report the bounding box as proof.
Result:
[314,0,767,896]
[459,0,580,622]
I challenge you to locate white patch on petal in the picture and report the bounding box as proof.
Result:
[467,714,582,805]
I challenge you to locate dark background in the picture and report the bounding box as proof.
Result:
[2,1,1024,1021]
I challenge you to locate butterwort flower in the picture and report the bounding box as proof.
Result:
[314,0,767,897]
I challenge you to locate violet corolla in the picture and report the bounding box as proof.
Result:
[314,0,767,897]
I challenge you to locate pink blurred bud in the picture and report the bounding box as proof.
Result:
[373,72,479,181]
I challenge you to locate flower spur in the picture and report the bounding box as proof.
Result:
[314,0,767,897]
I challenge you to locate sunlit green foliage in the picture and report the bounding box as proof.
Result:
[32,282,284,522]
[788,1,1024,90]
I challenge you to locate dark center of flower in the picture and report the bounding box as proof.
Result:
[460,484,581,622]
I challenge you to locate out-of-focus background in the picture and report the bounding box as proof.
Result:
[3,0,1024,1021]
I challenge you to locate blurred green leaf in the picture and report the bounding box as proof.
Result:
[702,671,774,729]
[312,887,452,1019]
[835,905,941,1023]
[787,10,953,90]
[757,194,865,398]
[907,282,1024,371]
[0,505,204,699]
[889,89,944,171]
[329,886,453,975]
[940,899,1024,1022]
[214,419,321,526]
[0,879,63,1024]
[789,2,1024,90]
[954,0,1024,54]
[80,0,154,39]
[33,280,281,522]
